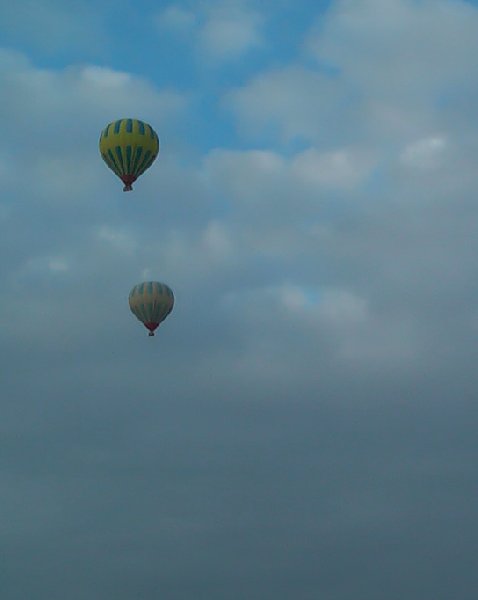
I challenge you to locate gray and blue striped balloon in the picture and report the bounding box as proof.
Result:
[129,281,174,336]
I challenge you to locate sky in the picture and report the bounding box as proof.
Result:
[1,0,478,598]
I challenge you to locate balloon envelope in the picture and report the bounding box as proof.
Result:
[129,281,174,336]
[99,118,160,191]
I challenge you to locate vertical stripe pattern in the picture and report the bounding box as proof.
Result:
[99,118,160,189]
[128,281,174,334]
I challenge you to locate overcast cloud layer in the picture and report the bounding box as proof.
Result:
[1,1,478,598]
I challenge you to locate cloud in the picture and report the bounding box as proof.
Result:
[0,0,105,55]
[201,220,234,260]
[0,49,191,351]
[80,66,132,89]
[198,5,264,63]
[202,145,376,227]
[1,34,477,381]
[307,0,478,94]
[399,135,447,169]
[96,226,137,255]
[0,49,187,215]
[291,147,376,189]
[225,0,478,150]
[155,6,196,34]
[155,2,264,65]
[2,2,478,597]
[224,66,337,143]
[0,50,187,156]
[24,255,70,274]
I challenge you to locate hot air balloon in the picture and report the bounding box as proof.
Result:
[129,281,174,336]
[99,118,160,191]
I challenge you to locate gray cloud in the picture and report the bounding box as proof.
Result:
[1,1,478,598]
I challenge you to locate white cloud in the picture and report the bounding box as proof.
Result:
[280,285,310,311]
[400,135,447,169]
[80,66,132,89]
[308,0,478,79]
[219,281,420,369]
[291,147,376,189]
[0,50,187,145]
[48,258,69,272]
[155,6,196,33]
[307,0,478,92]
[224,66,336,143]
[154,3,264,65]
[201,220,233,260]
[198,6,263,63]
[0,50,187,214]
[317,289,368,324]
[1,6,478,383]
[225,0,478,152]
[306,0,478,141]
[202,144,375,232]
[96,226,137,255]
[204,148,286,202]
[222,282,366,322]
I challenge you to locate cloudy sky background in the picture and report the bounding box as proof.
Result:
[1,0,478,598]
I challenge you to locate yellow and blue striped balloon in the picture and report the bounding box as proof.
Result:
[99,118,160,191]
[129,281,174,336]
